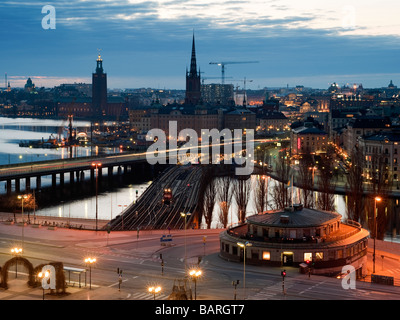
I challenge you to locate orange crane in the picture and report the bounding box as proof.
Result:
[209,61,258,84]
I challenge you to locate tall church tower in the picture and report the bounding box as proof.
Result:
[185,34,201,105]
[92,53,107,117]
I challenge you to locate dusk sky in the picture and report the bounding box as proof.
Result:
[1,0,400,90]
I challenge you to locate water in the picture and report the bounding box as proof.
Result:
[1,116,397,242]
[0,116,151,221]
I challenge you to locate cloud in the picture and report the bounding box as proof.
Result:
[1,0,399,89]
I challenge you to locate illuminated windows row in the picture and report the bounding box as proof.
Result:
[261,251,323,261]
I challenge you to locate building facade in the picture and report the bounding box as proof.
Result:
[358,131,400,182]
[220,206,369,276]
[291,122,328,156]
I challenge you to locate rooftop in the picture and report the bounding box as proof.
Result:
[247,207,341,228]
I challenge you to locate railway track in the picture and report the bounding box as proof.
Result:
[107,165,203,231]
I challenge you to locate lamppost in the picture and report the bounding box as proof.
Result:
[92,162,102,231]
[118,204,127,230]
[11,247,22,278]
[237,241,252,300]
[148,286,161,300]
[37,270,49,300]
[373,196,382,274]
[85,257,97,289]
[180,212,191,269]
[309,166,316,208]
[189,269,202,300]
[17,194,28,249]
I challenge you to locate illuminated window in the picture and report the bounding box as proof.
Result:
[262,251,271,260]
[304,252,312,262]
[316,252,323,261]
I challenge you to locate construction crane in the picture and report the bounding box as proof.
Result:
[201,76,233,85]
[209,61,259,84]
[230,77,253,106]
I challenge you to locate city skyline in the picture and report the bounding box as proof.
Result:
[2,0,400,89]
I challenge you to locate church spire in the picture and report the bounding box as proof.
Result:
[189,33,197,76]
[185,32,201,105]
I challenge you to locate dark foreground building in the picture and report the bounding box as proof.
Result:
[220,205,369,276]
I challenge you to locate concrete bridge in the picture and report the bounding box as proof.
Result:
[0,152,154,195]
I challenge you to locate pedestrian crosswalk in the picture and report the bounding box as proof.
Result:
[247,281,290,300]
[127,292,169,300]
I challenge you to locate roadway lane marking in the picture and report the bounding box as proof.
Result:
[108,279,128,287]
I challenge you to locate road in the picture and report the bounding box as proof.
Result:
[0,223,399,301]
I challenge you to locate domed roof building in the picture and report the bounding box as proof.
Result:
[219,205,369,277]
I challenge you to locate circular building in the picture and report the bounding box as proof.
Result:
[219,205,369,277]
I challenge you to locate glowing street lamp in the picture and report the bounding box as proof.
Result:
[373,196,382,274]
[37,270,50,300]
[237,241,252,299]
[85,257,97,289]
[189,269,202,300]
[17,194,28,249]
[92,162,102,231]
[180,212,191,269]
[148,286,162,300]
[11,247,22,278]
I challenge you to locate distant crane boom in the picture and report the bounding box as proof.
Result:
[209,61,259,84]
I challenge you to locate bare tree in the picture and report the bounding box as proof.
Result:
[202,177,217,229]
[367,148,392,240]
[271,152,291,210]
[297,153,314,208]
[345,146,365,222]
[316,154,336,212]
[217,175,233,228]
[233,177,251,223]
[253,175,269,214]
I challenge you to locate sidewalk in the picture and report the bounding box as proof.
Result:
[0,216,400,300]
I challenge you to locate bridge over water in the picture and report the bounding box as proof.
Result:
[0,152,156,195]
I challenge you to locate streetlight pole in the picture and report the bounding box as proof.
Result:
[189,269,202,300]
[17,194,28,249]
[237,241,252,300]
[85,257,96,289]
[37,270,49,300]
[180,212,191,269]
[148,286,161,300]
[92,162,102,232]
[373,196,382,274]
[11,247,22,278]
[309,166,316,208]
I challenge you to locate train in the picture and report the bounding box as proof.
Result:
[163,188,173,205]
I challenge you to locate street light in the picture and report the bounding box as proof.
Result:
[237,241,252,300]
[189,269,202,300]
[11,247,22,278]
[180,212,191,269]
[17,194,28,249]
[92,162,102,231]
[84,257,97,289]
[148,286,162,300]
[309,166,316,208]
[37,270,49,300]
[373,196,382,274]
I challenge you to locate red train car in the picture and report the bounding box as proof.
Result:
[163,188,173,205]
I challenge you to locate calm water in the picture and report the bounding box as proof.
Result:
[0,117,355,230]
[0,117,151,221]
